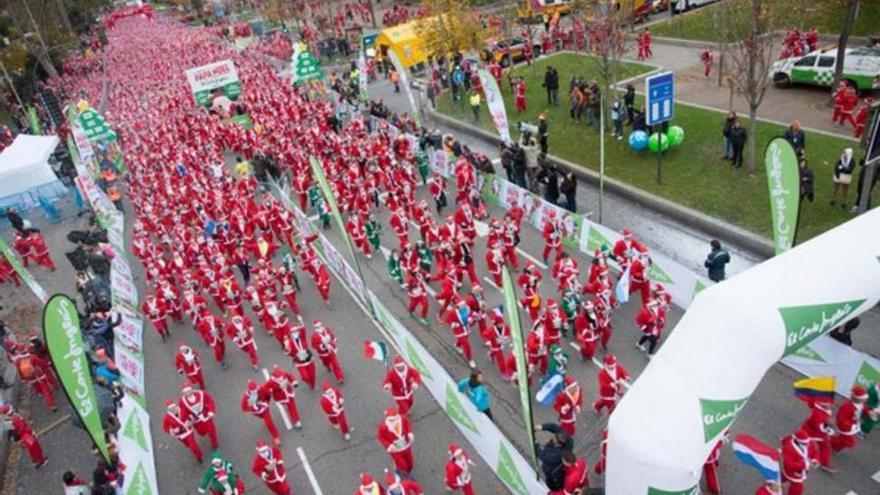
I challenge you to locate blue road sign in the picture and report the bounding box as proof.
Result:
[645,71,675,126]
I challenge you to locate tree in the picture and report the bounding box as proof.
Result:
[829,0,861,103]
[712,0,778,174]
[414,0,486,60]
[581,0,632,131]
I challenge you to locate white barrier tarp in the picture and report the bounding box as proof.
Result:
[0,134,60,197]
[607,208,880,494]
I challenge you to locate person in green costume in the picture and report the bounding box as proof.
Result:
[416,150,430,185]
[388,249,403,285]
[365,213,382,252]
[198,451,245,494]
[560,288,582,338]
[861,381,880,434]
[415,240,433,274]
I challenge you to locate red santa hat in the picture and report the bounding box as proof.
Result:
[256,439,269,452]
[385,407,399,418]
[622,229,633,238]
[654,284,667,294]
[246,380,259,392]
[181,382,194,394]
[393,355,406,366]
[546,297,557,307]
[448,443,463,458]
[359,473,374,486]
[852,386,868,400]
[312,319,323,328]
[793,429,810,443]
[0,404,12,415]
[564,376,577,388]
[604,354,617,366]
[165,398,177,411]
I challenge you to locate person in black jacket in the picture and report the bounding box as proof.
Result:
[729,120,747,168]
[631,107,646,132]
[1,207,24,233]
[538,113,549,154]
[543,66,560,105]
[560,172,577,212]
[512,143,528,188]
[799,157,814,203]
[722,111,737,160]
[783,120,806,155]
[704,239,731,282]
[624,84,636,125]
[537,160,560,204]
[534,422,574,490]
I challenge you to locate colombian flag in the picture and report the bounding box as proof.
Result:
[793,376,836,404]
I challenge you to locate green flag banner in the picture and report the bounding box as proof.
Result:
[292,44,324,85]
[77,108,118,142]
[0,238,48,303]
[764,137,801,255]
[501,266,539,473]
[42,294,109,461]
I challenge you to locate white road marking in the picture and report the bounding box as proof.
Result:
[380,245,392,260]
[308,214,319,221]
[517,247,548,269]
[482,276,501,291]
[262,368,293,430]
[297,446,325,495]
[873,469,880,483]
[845,491,859,495]
[424,284,437,298]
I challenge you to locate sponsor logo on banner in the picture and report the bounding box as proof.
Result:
[123,409,149,451]
[445,382,479,434]
[127,462,153,495]
[700,398,748,442]
[853,360,880,390]
[586,225,613,253]
[693,279,707,299]
[497,442,530,495]
[778,300,865,357]
[647,263,674,285]
[405,338,434,381]
[791,345,826,363]
[647,486,700,495]
[764,137,801,254]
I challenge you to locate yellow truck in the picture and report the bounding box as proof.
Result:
[375,20,428,69]
[516,0,572,22]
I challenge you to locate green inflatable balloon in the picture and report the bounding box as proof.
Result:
[648,132,670,153]
[667,125,685,147]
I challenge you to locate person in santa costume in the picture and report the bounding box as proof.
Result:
[483,309,512,380]
[593,285,617,350]
[283,321,317,389]
[405,272,430,325]
[526,323,549,380]
[781,429,814,495]
[142,293,169,341]
[196,310,228,369]
[385,470,423,494]
[347,213,372,259]
[277,266,301,317]
[798,399,835,472]
[542,211,563,264]
[755,480,783,495]
[612,229,646,272]
[435,270,461,319]
[356,473,385,495]
[26,231,55,271]
[198,452,245,495]
[574,300,599,362]
[635,297,662,357]
[540,298,567,346]
[592,354,629,416]
[180,382,220,451]
[593,429,608,476]
[703,437,724,494]
[445,443,476,495]
[551,452,589,495]
[320,380,351,440]
[484,244,504,288]
[445,300,477,368]
[261,365,302,429]
[251,439,291,495]
[517,262,543,321]
[428,171,448,214]
[12,343,56,411]
[242,379,281,446]
[225,314,259,370]
[554,376,583,436]
[377,407,415,477]
[383,355,421,416]
[175,344,206,389]
[831,385,867,453]
[628,252,652,305]
[311,319,345,383]
[0,405,46,468]
[161,398,203,463]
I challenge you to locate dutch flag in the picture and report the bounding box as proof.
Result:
[732,434,780,482]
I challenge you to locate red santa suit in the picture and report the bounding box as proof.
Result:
[383,356,421,415]
[554,377,583,436]
[284,323,317,389]
[0,406,45,466]
[405,273,429,320]
[541,299,567,347]
[445,444,476,495]
[484,311,512,380]
[278,268,301,317]
[831,386,867,453]
[175,345,206,390]
[197,312,227,366]
[377,408,415,475]
[612,230,646,271]
[592,355,629,416]
[389,208,410,249]
[798,401,833,469]
[526,327,549,378]
[179,385,219,450]
[347,214,372,258]
[311,320,345,383]
[515,79,527,113]
[356,473,385,495]
[593,430,607,475]
[542,215,563,264]
[593,289,617,349]
[628,254,651,304]
[781,431,811,495]
[385,471,423,494]
[142,294,169,339]
[517,266,543,321]
[554,457,589,495]
[703,439,723,494]
[261,365,302,428]
[162,400,203,462]
[27,232,55,271]
[241,380,281,444]
[226,315,259,369]
[502,218,520,269]
[445,303,475,366]
[320,381,351,439]
[575,303,599,361]
[251,440,291,495]
[485,247,504,288]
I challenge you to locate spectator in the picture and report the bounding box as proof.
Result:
[512,142,528,189]
[828,317,860,346]
[722,111,737,160]
[426,83,436,110]
[623,84,636,125]
[468,90,481,123]
[543,66,559,105]
[784,120,806,155]
[62,470,90,495]
[537,159,560,205]
[729,120,747,168]
[560,172,577,212]
[704,239,730,282]
[830,147,855,208]
[390,67,400,93]
[534,422,573,491]
[500,143,515,182]
[631,107,646,132]
[611,98,624,140]
[457,370,492,420]
[538,113,549,154]
[799,157,814,203]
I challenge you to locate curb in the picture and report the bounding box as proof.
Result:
[427,109,776,258]
[652,32,871,51]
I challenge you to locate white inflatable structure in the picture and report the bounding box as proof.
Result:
[606,208,880,494]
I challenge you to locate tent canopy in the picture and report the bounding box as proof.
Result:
[376,19,428,69]
[0,134,61,198]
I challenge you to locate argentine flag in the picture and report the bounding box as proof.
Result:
[614,265,631,304]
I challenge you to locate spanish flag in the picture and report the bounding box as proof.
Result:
[793,376,836,404]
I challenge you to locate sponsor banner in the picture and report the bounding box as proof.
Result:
[184,59,241,106]
[607,209,880,493]
[43,294,110,461]
[77,108,118,142]
[115,344,146,399]
[318,234,366,305]
[291,44,324,84]
[117,396,159,495]
[388,50,419,127]
[0,238,48,303]
[476,69,512,144]
[114,302,144,353]
[367,292,546,495]
[764,137,800,255]
[429,148,453,178]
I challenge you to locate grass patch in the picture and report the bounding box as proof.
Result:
[652,0,880,41]
[437,53,876,242]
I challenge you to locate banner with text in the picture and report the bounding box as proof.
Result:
[185,59,241,107]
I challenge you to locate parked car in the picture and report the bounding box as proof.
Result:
[770,47,880,92]
[482,37,543,67]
